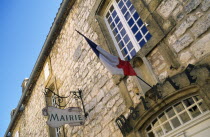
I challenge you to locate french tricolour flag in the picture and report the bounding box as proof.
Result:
[76,30,137,76]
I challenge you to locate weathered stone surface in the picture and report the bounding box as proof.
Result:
[172,33,193,53]
[191,33,210,59]
[184,0,201,13]
[201,0,210,11]
[190,11,210,38]
[179,51,193,64]
[73,45,82,61]
[175,15,197,37]
[157,0,179,18]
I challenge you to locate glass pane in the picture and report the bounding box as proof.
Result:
[110,6,114,12]
[117,22,123,30]
[194,95,201,101]
[199,102,208,112]
[118,41,125,49]
[129,5,135,14]
[121,6,127,14]
[155,127,164,137]
[137,19,143,27]
[171,117,181,128]
[106,12,110,18]
[114,16,120,24]
[125,12,131,20]
[112,10,117,18]
[115,34,121,42]
[121,48,128,56]
[131,25,138,34]
[112,28,118,36]
[125,55,130,61]
[189,106,201,118]
[118,1,124,9]
[135,32,142,41]
[128,18,134,27]
[127,41,133,50]
[126,0,132,8]
[184,97,195,107]
[110,22,115,30]
[123,35,130,44]
[142,26,148,34]
[139,39,146,47]
[146,125,152,132]
[146,33,152,40]
[180,112,191,123]
[158,113,167,123]
[120,28,126,37]
[133,12,139,20]
[152,119,159,128]
[174,103,185,113]
[166,107,175,118]
[131,49,136,57]
[162,122,172,133]
[148,132,155,137]
[108,16,113,24]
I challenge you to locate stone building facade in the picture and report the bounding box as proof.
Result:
[5,0,210,137]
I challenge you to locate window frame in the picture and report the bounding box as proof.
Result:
[103,0,151,60]
[145,95,209,137]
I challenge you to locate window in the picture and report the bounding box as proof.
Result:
[146,95,208,137]
[104,0,152,60]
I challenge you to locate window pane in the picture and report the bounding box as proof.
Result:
[114,16,120,24]
[148,132,155,137]
[184,98,195,107]
[123,35,130,44]
[166,107,175,118]
[127,41,133,50]
[125,12,131,20]
[112,28,118,36]
[189,106,201,118]
[121,48,128,56]
[108,16,113,24]
[137,19,143,27]
[158,113,167,123]
[146,125,152,132]
[142,26,148,34]
[171,117,181,128]
[131,25,138,34]
[126,0,132,8]
[133,12,139,20]
[112,10,117,18]
[120,28,126,37]
[118,41,125,49]
[146,33,152,40]
[128,18,134,27]
[199,102,208,112]
[163,122,172,133]
[106,12,110,18]
[194,95,201,101]
[152,119,159,128]
[121,6,127,14]
[139,39,146,47]
[155,127,164,137]
[110,22,115,30]
[110,6,114,12]
[129,5,135,14]
[115,34,121,42]
[174,103,185,113]
[118,1,124,9]
[131,49,136,57]
[135,32,142,41]
[117,22,123,30]
[180,112,191,123]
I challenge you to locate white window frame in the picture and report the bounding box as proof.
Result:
[104,0,150,60]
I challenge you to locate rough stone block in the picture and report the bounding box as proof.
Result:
[184,0,201,13]
[190,11,210,38]
[175,15,197,37]
[157,0,179,18]
[172,33,193,53]
[179,51,193,64]
[201,0,210,11]
[191,33,210,59]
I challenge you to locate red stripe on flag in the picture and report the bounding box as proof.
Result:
[117,58,137,76]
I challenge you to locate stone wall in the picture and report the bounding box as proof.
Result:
[10,0,210,137]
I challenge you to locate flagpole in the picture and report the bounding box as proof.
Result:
[136,75,152,88]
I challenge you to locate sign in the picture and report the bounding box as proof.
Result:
[42,107,85,128]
